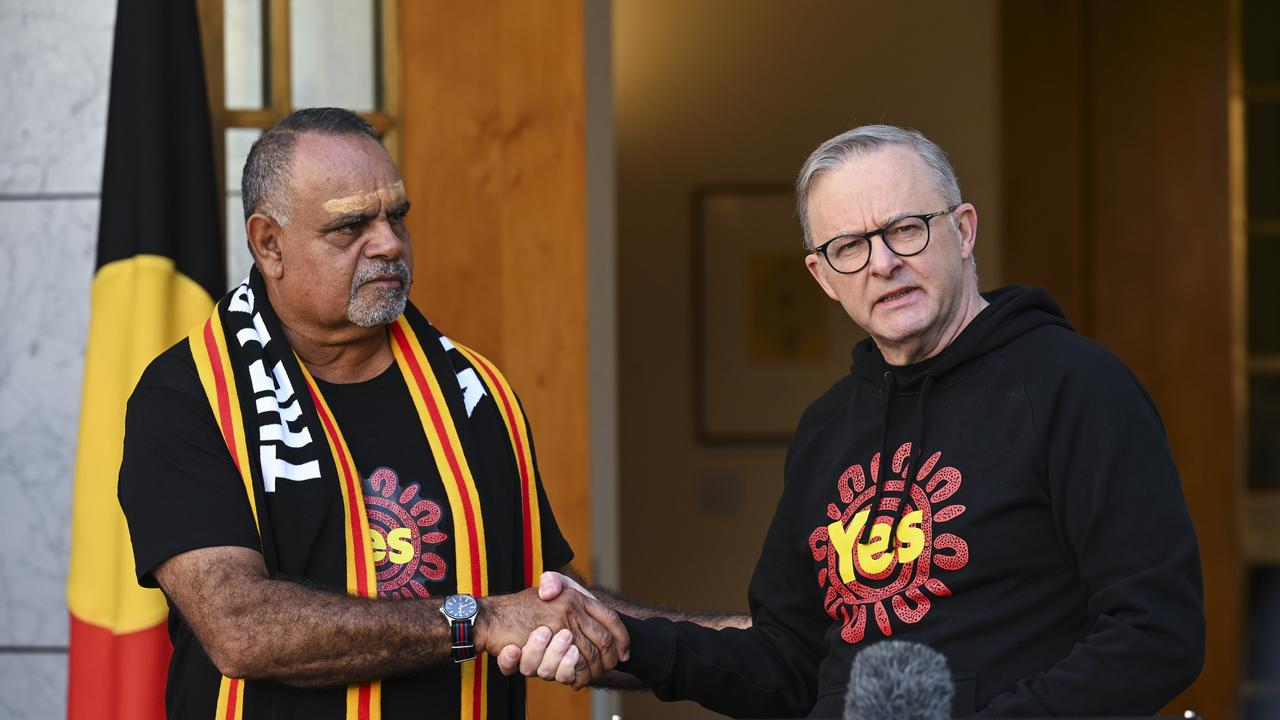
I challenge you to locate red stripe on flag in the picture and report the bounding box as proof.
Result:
[67,614,171,720]
[390,326,484,591]
[469,354,535,585]
[308,384,371,599]
[203,318,241,473]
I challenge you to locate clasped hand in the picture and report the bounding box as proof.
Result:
[480,572,627,689]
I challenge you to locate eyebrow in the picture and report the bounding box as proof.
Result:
[836,210,921,238]
[319,200,412,233]
[320,207,378,233]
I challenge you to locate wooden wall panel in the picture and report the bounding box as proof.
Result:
[999,0,1091,332]
[1086,3,1238,715]
[1003,1,1240,716]
[398,2,591,718]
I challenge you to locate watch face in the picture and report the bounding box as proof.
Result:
[443,594,477,620]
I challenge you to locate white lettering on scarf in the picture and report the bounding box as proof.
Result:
[456,368,484,417]
[440,336,486,417]
[228,282,322,492]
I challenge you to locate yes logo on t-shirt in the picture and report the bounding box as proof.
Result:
[363,466,449,599]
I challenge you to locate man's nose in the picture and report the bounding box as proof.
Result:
[866,234,902,277]
[364,216,404,258]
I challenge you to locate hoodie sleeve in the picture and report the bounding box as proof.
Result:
[979,344,1205,716]
[615,442,830,717]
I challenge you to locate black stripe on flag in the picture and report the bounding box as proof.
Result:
[96,0,224,299]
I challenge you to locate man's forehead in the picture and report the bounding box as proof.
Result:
[321,180,407,216]
[292,131,387,170]
[840,144,934,193]
[289,133,402,205]
[811,146,941,229]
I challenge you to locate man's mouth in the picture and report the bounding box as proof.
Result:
[877,287,916,304]
[352,259,412,299]
[357,270,410,291]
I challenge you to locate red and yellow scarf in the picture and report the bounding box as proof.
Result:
[187,270,543,720]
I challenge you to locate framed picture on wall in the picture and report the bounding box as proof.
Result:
[693,185,867,444]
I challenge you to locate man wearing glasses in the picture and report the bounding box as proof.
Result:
[501,125,1205,717]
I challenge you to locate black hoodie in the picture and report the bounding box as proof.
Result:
[617,285,1204,717]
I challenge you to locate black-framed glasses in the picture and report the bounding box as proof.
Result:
[811,205,959,274]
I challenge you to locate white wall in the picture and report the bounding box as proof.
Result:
[0,1,115,718]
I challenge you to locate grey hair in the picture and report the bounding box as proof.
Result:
[241,107,380,225]
[795,125,962,249]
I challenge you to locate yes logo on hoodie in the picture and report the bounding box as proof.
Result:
[809,442,969,644]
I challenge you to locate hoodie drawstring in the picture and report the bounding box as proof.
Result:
[906,371,936,489]
[864,371,897,544]
[868,373,933,547]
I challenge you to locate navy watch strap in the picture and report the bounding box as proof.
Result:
[450,617,476,663]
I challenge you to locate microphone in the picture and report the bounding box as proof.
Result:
[844,640,953,720]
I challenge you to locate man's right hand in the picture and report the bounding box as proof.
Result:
[493,571,611,687]
[494,572,750,690]
[476,580,629,689]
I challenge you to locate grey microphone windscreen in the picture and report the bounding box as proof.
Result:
[844,640,954,720]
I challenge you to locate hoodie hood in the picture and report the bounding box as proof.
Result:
[847,285,1074,548]
[851,285,1073,387]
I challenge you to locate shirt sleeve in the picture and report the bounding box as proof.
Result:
[117,341,261,588]
[979,345,1205,716]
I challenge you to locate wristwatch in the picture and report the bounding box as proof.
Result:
[441,593,479,663]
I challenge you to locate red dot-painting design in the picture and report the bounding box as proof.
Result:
[365,466,449,599]
[809,443,969,644]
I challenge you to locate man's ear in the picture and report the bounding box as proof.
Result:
[954,202,978,261]
[246,213,284,279]
[805,252,840,301]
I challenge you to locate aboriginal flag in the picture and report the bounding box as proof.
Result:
[66,0,224,717]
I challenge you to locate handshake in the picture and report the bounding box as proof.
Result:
[476,572,629,690]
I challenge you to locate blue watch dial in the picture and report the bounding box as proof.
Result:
[444,594,477,620]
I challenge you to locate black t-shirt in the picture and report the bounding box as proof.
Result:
[119,338,573,719]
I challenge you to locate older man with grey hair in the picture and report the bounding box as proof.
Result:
[118,107,632,720]
[501,125,1205,718]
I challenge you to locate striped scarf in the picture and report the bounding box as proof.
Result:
[187,267,543,720]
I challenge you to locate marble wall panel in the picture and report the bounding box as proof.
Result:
[0,0,115,194]
[0,199,98,647]
[0,652,67,720]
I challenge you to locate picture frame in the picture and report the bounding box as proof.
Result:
[693,184,867,444]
